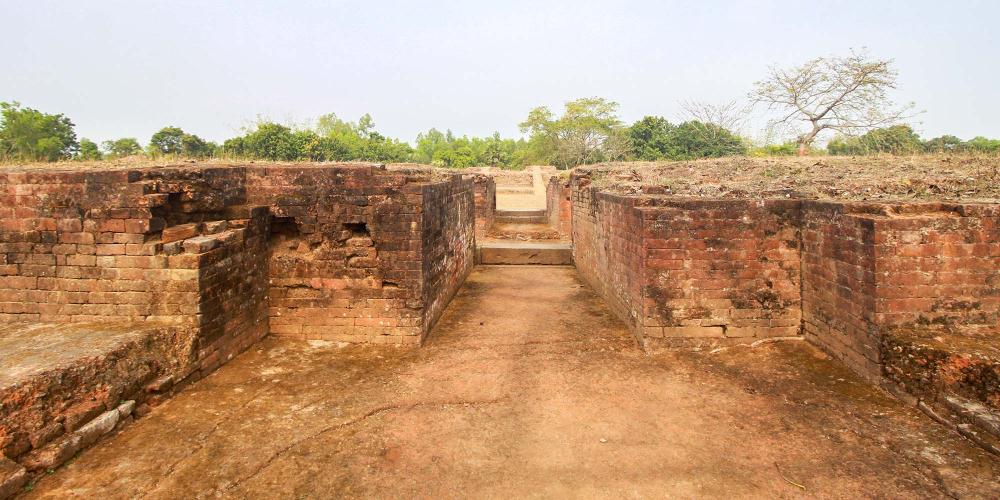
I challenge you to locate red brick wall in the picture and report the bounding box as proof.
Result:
[571,170,802,349]
[421,178,475,338]
[546,176,572,237]
[470,174,495,237]
[801,201,1000,381]
[873,203,1000,334]
[1,164,476,349]
[800,202,880,378]
[640,199,801,343]
[571,176,646,343]
[245,165,472,345]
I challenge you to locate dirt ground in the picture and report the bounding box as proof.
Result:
[22,266,1000,498]
[495,166,548,210]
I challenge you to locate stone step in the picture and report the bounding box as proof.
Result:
[496,209,548,224]
[476,242,573,265]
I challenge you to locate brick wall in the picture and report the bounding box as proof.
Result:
[470,174,495,237]
[640,199,801,343]
[244,164,473,345]
[571,176,646,342]
[571,170,801,349]
[546,176,572,236]
[571,173,999,394]
[1,164,476,349]
[421,178,475,338]
[800,202,880,378]
[873,203,1000,334]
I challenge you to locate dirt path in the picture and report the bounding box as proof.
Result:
[24,266,1000,498]
[495,166,547,210]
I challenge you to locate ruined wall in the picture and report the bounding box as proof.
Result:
[546,176,572,237]
[571,172,1000,418]
[471,174,495,237]
[421,178,475,338]
[245,165,472,345]
[571,178,645,340]
[640,199,801,343]
[800,202,880,378]
[571,170,801,348]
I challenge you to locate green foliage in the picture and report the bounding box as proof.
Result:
[77,138,102,160]
[627,116,676,160]
[0,101,78,161]
[223,114,412,162]
[222,123,309,160]
[149,126,217,157]
[922,135,964,153]
[520,97,628,168]
[965,136,1000,153]
[828,125,923,155]
[413,129,526,169]
[626,116,745,160]
[749,141,800,157]
[668,121,746,159]
[101,137,143,158]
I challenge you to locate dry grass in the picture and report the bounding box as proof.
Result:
[585,154,1000,202]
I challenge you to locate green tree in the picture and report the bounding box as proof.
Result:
[627,116,677,160]
[520,97,628,168]
[668,121,746,159]
[923,135,964,153]
[149,126,216,157]
[0,101,78,161]
[77,138,102,160]
[222,123,310,160]
[828,125,923,155]
[101,138,143,157]
[965,136,1000,153]
[149,126,185,155]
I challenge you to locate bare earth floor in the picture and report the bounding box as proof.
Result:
[24,266,1000,498]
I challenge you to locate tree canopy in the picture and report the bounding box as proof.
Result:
[520,97,629,168]
[0,101,78,161]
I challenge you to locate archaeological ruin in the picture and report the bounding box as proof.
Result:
[1,160,998,497]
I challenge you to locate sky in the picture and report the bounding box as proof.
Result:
[2,0,998,145]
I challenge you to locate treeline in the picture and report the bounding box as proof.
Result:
[827,125,1000,155]
[2,99,998,169]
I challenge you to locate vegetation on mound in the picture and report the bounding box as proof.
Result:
[586,155,1000,202]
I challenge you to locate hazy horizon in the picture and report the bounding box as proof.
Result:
[3,0,998,145]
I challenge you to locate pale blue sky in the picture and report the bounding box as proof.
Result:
[2,0,997,145]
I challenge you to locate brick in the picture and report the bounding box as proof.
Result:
[162,223,201,243]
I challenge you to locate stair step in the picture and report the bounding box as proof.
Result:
[476,242,572,265]
[496,209,546,217]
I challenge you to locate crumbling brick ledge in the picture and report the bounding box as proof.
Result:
[0,162,475,490]
[569,167,1000,449]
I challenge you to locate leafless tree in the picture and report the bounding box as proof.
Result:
[749,49,916,155]
[680,100,750,135]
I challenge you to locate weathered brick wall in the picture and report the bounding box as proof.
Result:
[800,202,880,379]
[546,176,572,236]
[2,164,475,348]
[640,199,801,343]
[244,165,465,345]
[571,170,801,348]
[802,201,1000,382]
[872,203,1000,334]
[421,178,475,338]
[571,175,646,342]
[470,174,495,237]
